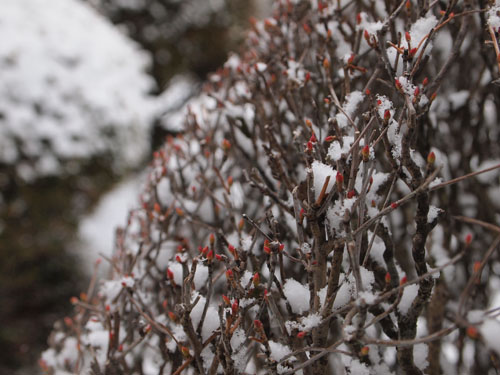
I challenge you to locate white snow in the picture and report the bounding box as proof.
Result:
[256,62,268,72]
[398,284,419,315]
[0,0,155,178]
[487,1,500,30]
[427,205,441,223]
[448,90,470,110]
[335,91,365,129]
[78,176,142,274]
[368,232,387,267]
[268,340,293,361]
[326,197,356,234]
[285,313,322,334]
[158,75,197,131]
[283,278,310,314]
[386,14,438,72]
[193,265,209,290]
[189,293,219,342]
[356,12,384,35]
[397,76,417,101]
[480,318,500,356]
[475,159,500,184]
[328,136,357,162]
[311,160,336,200]
[359,266,375,291]
[408,15,438,50]
[333,274,353,309]
[414,344,429,371]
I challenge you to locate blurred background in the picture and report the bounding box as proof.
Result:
[0,0,269,373]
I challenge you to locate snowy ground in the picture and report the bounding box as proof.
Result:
[76,175,143,275]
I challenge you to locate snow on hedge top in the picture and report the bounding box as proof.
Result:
[488,1,500,30]
[0,0,155,179]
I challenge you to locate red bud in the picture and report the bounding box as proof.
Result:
[181,346,190,357]
[473,261,481,273]
[222,138,231,152]
[307,141,313,152]
[364,30,370,42]
[167,268,174,280]
[427,151,435,164]
[384,110,391,123]
[467,326,478,339]
[336,172,344,187]
[232,300,239,314]
[361,145,370,162]
[323,58,330,69]
[253,273,260,286]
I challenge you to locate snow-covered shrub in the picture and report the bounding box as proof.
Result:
[0,0,155,181]
[42,0,500,374]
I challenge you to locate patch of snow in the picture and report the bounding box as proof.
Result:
[335,91,365,129]
[311,160,336,200]
[480,318,500,356]
[78,175,142,274]
[398,284,419,315]
[427,205,442,223]
[283,278,310,314]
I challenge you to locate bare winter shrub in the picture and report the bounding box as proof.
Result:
[42,0,500,374]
